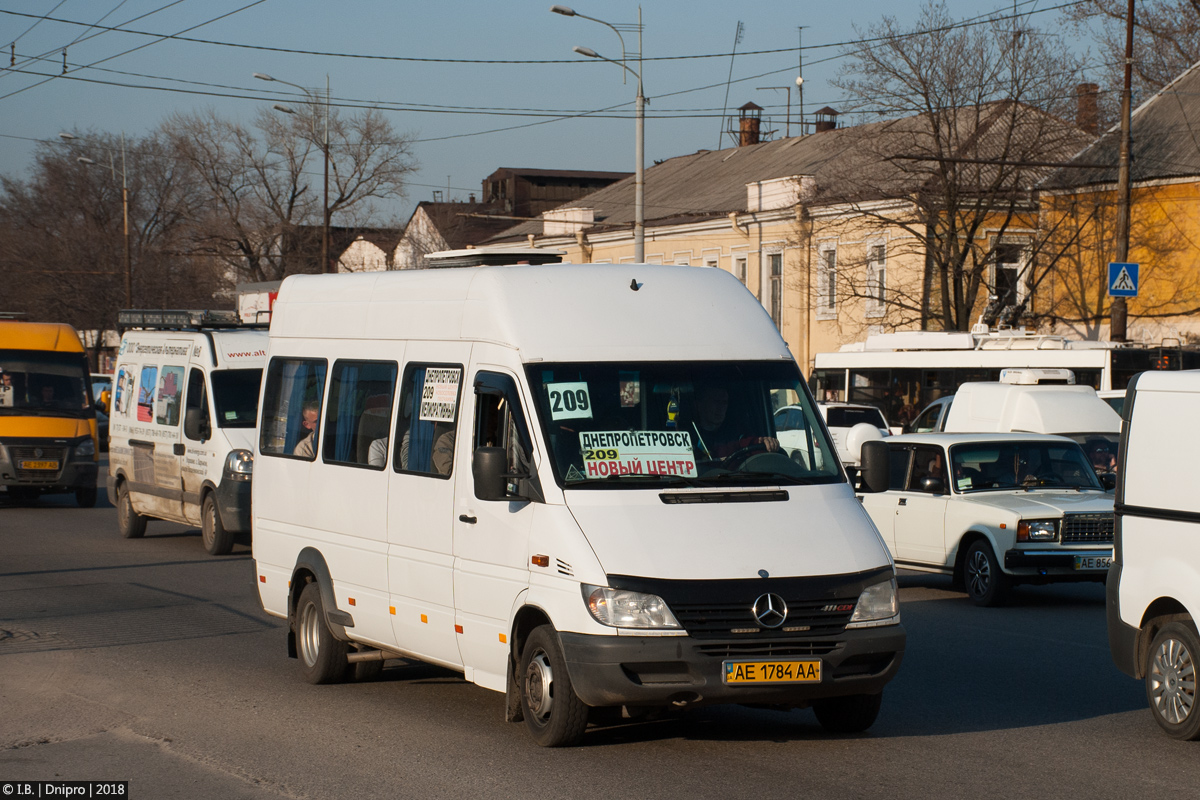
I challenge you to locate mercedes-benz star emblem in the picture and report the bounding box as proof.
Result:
[752,593,788,628]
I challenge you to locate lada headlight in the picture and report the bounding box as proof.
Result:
[583,585,681,629]
[223,449,254,480]
[1017,520,1058,542]
[846,578,899,629]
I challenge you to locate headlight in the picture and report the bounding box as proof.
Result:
[224,449,254,479]
[847,578,899,628]
[75,437,95,457]
[583,585,681,629]
[1017,520,1058,542]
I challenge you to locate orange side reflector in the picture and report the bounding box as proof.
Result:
[532,555,550,568]
[420,614,428,624]
[348,598,356,606]
[259,575,266,583]
[1000,523,1007,529]
[499,633,507,644]
[389,606,396,615]
[287,580,291,588]
[454,624,464,634]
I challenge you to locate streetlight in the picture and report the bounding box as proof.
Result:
[254,71,332,274]
[62,132,131,307]
[553,5,645,263]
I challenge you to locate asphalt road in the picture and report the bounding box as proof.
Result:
[2,465,1198,799]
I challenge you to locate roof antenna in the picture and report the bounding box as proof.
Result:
[630,278,641,291]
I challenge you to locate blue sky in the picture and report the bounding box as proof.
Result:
[0,0,1097,223]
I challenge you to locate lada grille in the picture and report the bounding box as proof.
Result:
[672,599,854,639]
[1060,513,1114,543]
[10,446,68,482]
[696,641,840,659]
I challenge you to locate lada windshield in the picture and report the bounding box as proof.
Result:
[211,369,262,428]
[526,361,842,488]
[0,350,92,418]
[949,440,1103,492]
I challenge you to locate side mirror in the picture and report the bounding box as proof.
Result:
[920,476,946,494]
[184,408,210,442]
[98,389,111,413]
[859,440,890,493]
[473,446,509,501]
[1100,472,1117,491]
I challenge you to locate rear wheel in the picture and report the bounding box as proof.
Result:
[295,582,349,685]
[1145,621,1200,740]
[964,539,1009,607]
[75,485,97,508]
[201,493,234,555]
[116,483,146,538]
[813,691,883,734]
[519,625,589,747]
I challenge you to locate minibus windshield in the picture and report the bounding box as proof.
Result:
[211,369,262,428]
[0,350,92,418]
[948,440,1104,492]
[526,361,843,488]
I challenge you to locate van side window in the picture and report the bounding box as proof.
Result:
[136,366,158,422]
[888,445,911,491]
[393,364,463,478]
[184,368,209,442]
[323,360,398,470]
[156,366,185,426]
[113,366,132,416]
[474,372,535,494]
[259,358,328,460]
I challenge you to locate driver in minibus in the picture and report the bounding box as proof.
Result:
[689,384,779,462]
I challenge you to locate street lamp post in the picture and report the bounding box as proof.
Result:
[254,72,332,274]
[553,5,645,262]
[62,132,131,307]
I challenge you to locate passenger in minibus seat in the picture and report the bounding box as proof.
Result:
[293,401,320,458]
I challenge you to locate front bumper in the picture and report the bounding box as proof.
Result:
[1004,547,1112,579]
[559,625,906,708]
[1,437,97,493]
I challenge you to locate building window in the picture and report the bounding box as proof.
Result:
[734,257,747,284]
[866,243,886,318]
[706,258,718,269]
[818,246,837,319]
[992,241,1027,306]
[768,253,783,329]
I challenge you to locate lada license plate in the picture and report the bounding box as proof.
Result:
[1074,554,1112,571]
[723,659,821,685]
[18,460,59,470]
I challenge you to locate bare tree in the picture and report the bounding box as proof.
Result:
[824,1,1093,333]
[1069,0,1200,100]
[163,104,417,283]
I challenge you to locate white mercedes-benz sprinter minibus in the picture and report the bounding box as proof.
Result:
[1107,370,1200,740]
[252,264,905,746]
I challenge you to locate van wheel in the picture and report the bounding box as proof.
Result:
[519,625,589,747]
[1145,621,1200,740]
[75,486,97,508]
[964,539,1009,607]
[201,494,234,555]
[813,691,883,734]
[117,483,146,538]
[295,582,349,685]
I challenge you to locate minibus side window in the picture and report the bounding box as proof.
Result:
[393,363,463,478]
[259,357,328,460]
[473,372,534,495]
[184,368,209,441]
[323,359,398,470]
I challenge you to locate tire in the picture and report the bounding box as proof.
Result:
[295,582,349,685]
[75,485,97,508]
[116,483,146,539]
[519,625,589,747]
[813,691,883,734]
[201,493,234,555]
[1145,621,1200,740]
[963,539,1010,607]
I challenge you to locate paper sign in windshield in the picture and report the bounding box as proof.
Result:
[419,368,462,422]
[579,430,697,479]
[547,382,593,421]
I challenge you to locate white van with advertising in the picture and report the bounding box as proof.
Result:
[252,264,905,747]
[107,310,267,555]
[1107,370,1200,740]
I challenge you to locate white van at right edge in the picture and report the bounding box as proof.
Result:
[1108,369,1200,740]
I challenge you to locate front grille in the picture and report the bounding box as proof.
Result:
[696,640,840,659]
[673,599,854,639]
[1061,513,1114,543]
[10,446,68,482]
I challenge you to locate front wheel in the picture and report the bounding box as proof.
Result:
[963,539,1009,607]
[201,494,234,555]
[295,582,349,685]
[813,691,883,734]
[519,625,589,747]
[1145,621,1200,740]
[75,485,97,508]
[116,483,146,538]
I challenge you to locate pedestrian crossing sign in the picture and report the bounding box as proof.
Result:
[1108,262,1139,297]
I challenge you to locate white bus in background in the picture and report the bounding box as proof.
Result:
[810,329,1200,430]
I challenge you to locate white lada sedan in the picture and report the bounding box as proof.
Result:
[857,433,1115,606]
